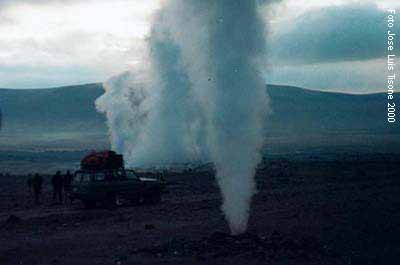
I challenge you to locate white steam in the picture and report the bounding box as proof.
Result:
[96,0,275,234]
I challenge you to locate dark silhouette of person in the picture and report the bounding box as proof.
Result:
[27,174,33,196]
[63,170,73,203]
[52,171,64,203]
[32,173,43,205]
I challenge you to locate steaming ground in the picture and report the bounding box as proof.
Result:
[1,152,399,265]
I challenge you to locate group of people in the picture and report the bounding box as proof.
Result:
[27,170,73,205]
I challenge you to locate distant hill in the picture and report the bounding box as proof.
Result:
[0,83,399,151]
[265,86,400,154]
[0,83,108,150]
[0,83,105,133]
[266,85,399,134]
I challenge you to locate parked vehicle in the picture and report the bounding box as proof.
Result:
[69,151,165,208]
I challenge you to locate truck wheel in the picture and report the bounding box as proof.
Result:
[115,195,124,206]
[129,196,141,206]
[145,191,162,204]
[82,200,96,209]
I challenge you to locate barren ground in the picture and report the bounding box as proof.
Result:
[1,152,399,265]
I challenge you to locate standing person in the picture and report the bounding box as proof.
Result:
[26,174,33,196]
[63,170,73,203]
[32,173,43,205]
[52,171,64,204]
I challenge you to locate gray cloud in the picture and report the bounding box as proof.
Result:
[0,0,78,6]
[0,0,81,24]
[270,3,399,64]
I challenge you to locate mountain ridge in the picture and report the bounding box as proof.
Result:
[0,83,399,151]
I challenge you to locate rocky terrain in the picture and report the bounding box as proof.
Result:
[1,152,399,265]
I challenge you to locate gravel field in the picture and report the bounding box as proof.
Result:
[0,152,399,265]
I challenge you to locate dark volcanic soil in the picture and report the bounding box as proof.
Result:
[0,153,400,265]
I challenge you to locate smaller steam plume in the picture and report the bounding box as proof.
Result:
[97,0,276,234]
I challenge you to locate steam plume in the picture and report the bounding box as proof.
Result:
[97,0,275,234]
[96,20,207,166]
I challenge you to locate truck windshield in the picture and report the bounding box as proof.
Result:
[74,172,92,183]
[126,170,139,180]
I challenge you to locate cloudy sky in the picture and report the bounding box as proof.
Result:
[0,0,398,92]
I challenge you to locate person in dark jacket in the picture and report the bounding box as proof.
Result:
[52,171,64,203]
[26,174,33,196]
[32,173,43,205]
[63,170,73,203]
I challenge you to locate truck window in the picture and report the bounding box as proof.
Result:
[114,170,125,180]
[72,174,79,184]
[75,172,92,183]
[81,173,92,183]
[94,172,106,181]
[126,170,138,180]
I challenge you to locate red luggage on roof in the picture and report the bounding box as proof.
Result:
[81,150,124,170]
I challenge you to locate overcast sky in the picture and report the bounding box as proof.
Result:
[0,0,398,92]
